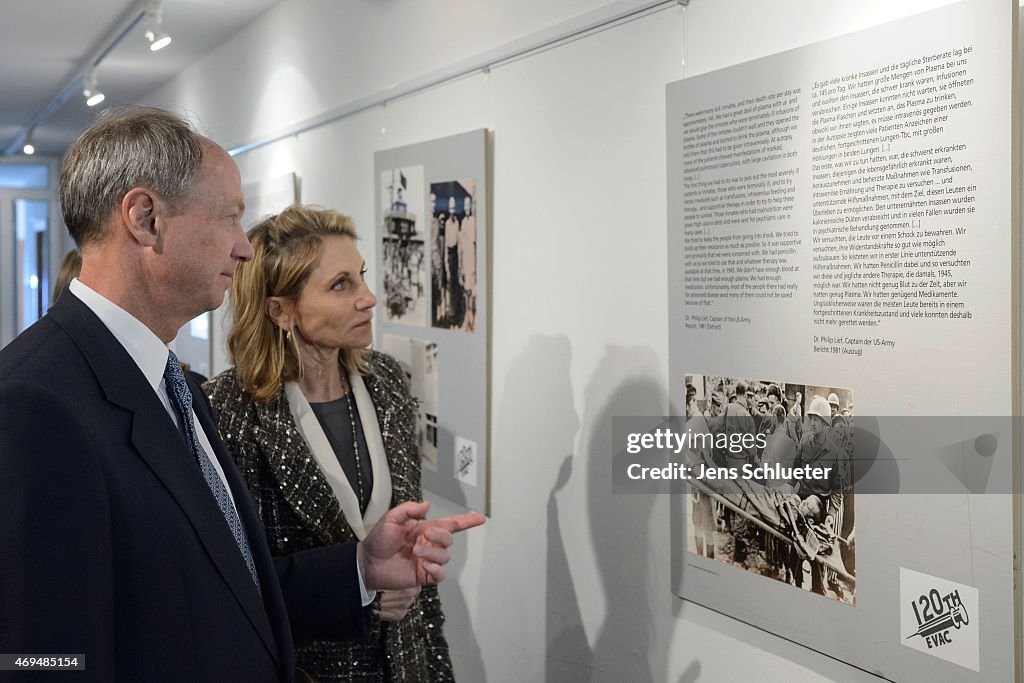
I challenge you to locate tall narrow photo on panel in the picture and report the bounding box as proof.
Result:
[430,179,477,332]
[382,334,440,471]
[380,166,427,325]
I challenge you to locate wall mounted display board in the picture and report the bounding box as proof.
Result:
[667,1,1017,679]
[374,130,490,514]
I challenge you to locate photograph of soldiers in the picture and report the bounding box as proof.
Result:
[381,166,427,325]
[684,375,856,604]
[430,179,477,332]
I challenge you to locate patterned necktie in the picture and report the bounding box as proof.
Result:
[164,351,261,594]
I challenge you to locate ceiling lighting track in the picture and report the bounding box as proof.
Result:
[2,1,149,157]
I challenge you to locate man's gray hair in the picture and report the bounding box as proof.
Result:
[59,106,206,247]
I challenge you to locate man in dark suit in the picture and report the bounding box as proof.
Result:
[0,106,483,681]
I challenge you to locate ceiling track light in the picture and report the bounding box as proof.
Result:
[22,129,34,155]
[144,0,172,52]
[2,0,147,157]
[83,68,105,107]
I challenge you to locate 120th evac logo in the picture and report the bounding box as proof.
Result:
[905,587,969,649]
[900,568,979,672]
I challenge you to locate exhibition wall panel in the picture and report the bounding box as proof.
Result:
[668,2,1016,678]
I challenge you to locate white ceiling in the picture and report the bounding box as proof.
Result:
[0,0,282,158]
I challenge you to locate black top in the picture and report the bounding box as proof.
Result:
[310,394,374,513]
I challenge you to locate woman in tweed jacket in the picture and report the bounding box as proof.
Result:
[204,205,454,682]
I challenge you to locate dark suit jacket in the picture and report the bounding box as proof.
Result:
[0,294,365,682]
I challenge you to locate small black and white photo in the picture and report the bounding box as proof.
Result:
[381,166,427,325]
[382,334,439,470]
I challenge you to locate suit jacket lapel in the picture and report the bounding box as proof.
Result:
[49,296,280,670]
[191,383,284,669]
[353,371,393,524]
[252,389,349,546]
[252,367,395,544]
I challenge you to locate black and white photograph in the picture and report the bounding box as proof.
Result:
[685,374,856,605]
[380,166,427,325]
[382,334,440,471]
[430,179,476,332]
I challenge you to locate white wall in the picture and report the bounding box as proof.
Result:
[146,1,966,680]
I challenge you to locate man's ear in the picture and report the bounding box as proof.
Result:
[121,188,160,247]
[267,297,293,331]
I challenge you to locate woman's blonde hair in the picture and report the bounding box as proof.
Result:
[228,205,370,403]
[52,249,82,303]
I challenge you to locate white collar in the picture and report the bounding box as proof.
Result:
[284,374,392,540]
[69,278,170,389]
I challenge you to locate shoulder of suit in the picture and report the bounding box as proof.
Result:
[0,316,68,382]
